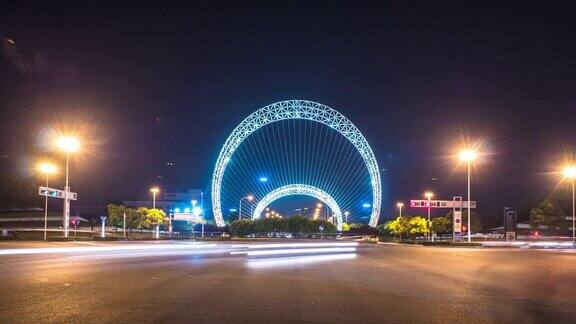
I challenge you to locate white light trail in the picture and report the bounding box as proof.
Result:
[231,247,356,256]
[247,253,356,269]
[0,242,218,256]
[247,242,358,249]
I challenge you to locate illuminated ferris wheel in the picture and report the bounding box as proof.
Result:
[211,100,382,229]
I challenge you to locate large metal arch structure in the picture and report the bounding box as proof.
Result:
[252,184,343,231]
[211,99,381,228]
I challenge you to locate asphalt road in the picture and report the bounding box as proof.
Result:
[0,241,574,323]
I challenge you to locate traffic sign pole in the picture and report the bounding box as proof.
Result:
[64,154,70,237]
[43,174,49,240]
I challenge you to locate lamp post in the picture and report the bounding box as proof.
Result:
[396,202,404,218]
[459,149,478,243]
[56,136,80,238]
[239,195,254,220]
[424,192,433,242]
[344,211,350,223]
[563,166,576,242]
[150,187,160,209]
[38,163,57,240]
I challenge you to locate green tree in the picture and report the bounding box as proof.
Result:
[126,208,144,233]
[230,219,254,237]
[384,216,409,240]
[310,219,336,233]
[529,198,566,229]
[376,223,391,237]
[106,204,130,229]
[407,216,429,240]
[145,208,166,229]
[288,216,312,233]
[430,217,451,236]
[342,223,351,232]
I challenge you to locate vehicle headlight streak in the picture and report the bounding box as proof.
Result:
[247,253,357,269]
[0,242,218,256]
[231,247,356,256]
[211,100,382,227]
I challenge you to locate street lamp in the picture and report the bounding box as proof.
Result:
[150,187,160,209]
[56,136,80,237]
[344,211,350,223]
[396,202,404,218]
[563,166,576,242]
[239,195,254,220]
[459,149,478,243]
[38,162,57,240]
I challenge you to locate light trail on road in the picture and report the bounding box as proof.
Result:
[232,247,356,256]
[0,242,218,256]
[247,253,357,269]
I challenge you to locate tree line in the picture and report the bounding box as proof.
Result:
[229,216,337,237]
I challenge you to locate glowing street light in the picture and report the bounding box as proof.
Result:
[563,165,576,242]
[150,187,160,209]
[239,195,254,220]
[56,136,80,154]
[344,211,350,223]
[459,149,478,243]
[55,135,80,237]
[396,202,404,218]
[38,162,57,240]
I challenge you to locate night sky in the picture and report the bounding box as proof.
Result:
[1,1,576,221]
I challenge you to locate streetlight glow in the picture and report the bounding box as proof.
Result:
[150,187,160,194]
[562,166,576,179]
[424,192,434,200]
[459,149,478,162]
[56,136,80,153]
[38,162,57,175]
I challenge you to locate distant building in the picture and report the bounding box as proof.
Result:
[0,209,88,230]
[123,189,203,212]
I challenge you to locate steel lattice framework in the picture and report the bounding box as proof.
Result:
[211,99,381,228]
[251,184,343,231]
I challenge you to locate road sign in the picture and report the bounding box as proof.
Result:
[38,186,77,201]
[453,211,462,242]
[410,199,475,209]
